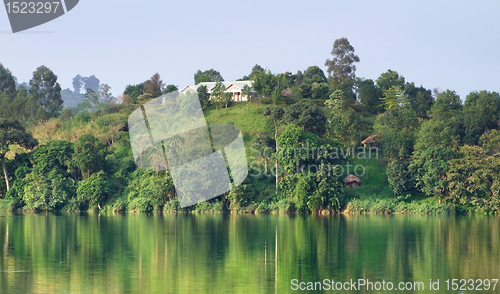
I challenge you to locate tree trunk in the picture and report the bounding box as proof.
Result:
[2,155,10,192]
[274,119,278,194]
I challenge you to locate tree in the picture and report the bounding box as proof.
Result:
[76,171,110,210]
[194,69,224,84]
[240,64,265,80]
[83,75,100,92]
[283,101,327,136]
[376,69,405,91]
[381,86,406,110]
[77,88,101,112]
[163,84,178,94]
[446,144,500,213]
[404,83,434,118]
[73,134,108,179]
[255,132,274,173]
[356,78,383,113]
[0,119,38,191]
[124,83,144,102]
[143,73,165,97]
[409,119,458,198]
[221,92,233,108]
[377,108,419,160]
[252,70,278,97]
[197,85,210,106]
[326,90,370,142]
[99,84,112,102]
[429,90,462,131]
[311,83,330,99]
[210,82,226,108]
[0,63,16,96]
[325,37,360,85]
[264,107,284,194]
[29,65,63,117]
[303,66,327,84]
[242,84,253,102]
[460,91,500,145]
[72,74,83,93]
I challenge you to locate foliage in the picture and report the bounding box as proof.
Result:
[73,134,108,179]
[356,78,383,113]
[76,170,110,209]
[143,73,165,98]
[252,70,278,97]
[376,69,405,91]
[381,86,406,110]
[0,63,16,95]
[125,170,174,212]
[282,101,327,136]
[0,119,38,191]
[194,69,224,84]
[197,85,210,106]
[325,37,360,85]
[460,90,500,145]
[446,144,500,213]
[29,65,63,117]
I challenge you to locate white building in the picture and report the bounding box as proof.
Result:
[180,81,254,102]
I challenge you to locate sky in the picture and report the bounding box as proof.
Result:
[1,0,499,100]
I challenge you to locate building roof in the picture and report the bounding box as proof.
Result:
[343,174,362,184]
[361,134,378,145]
[180,81,253,94]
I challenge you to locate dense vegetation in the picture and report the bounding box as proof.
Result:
[0,37,499,214]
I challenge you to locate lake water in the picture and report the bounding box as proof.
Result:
[0,213,499,293]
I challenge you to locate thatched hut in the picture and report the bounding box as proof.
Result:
[361,135,378,148]
[344,174,362,188]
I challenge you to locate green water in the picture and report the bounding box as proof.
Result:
[0,213,499,293]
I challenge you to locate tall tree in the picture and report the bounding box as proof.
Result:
[0,63,16,96]
[0,119,38,191]
[29,65,63,117]
[264,107,284,194]
[99,84,112,102]
[143,73,165,97]
[72,74,83,93]
[83,75,100,92]
[194,69,224,84]
[325,37,360,85]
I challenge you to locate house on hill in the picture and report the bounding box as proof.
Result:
[180,81,254,102]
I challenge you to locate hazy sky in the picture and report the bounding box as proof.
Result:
[1,0,499,99]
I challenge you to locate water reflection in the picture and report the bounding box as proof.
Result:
[0,213,498,293]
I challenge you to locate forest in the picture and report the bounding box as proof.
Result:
[0,37,499,214]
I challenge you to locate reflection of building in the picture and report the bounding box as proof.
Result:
[180,81,254,102]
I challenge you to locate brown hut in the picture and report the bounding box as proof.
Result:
[361,135,378,148]
[344,174,362,188]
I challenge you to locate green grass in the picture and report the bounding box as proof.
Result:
[203,102,268,142]
[342,153,393,200]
